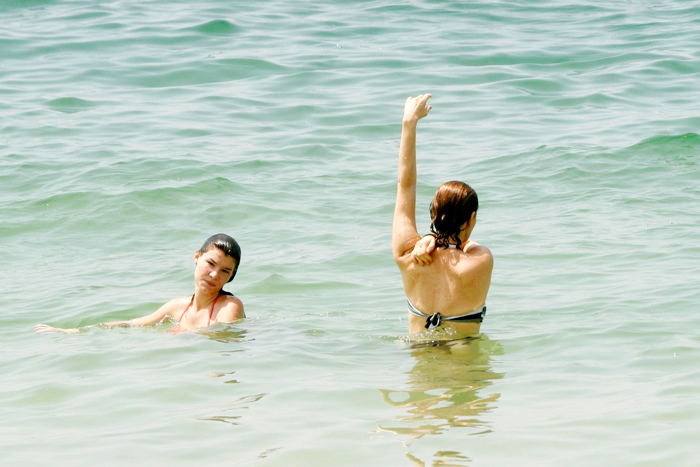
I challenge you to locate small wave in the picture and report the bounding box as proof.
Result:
[190,19,239,35]
[245,273,359,295]
[627,133,700,154]
[610,133,700,169]
[45,97,98,114]
[175,128,211,138]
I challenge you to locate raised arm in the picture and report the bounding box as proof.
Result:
[392,94,433,261]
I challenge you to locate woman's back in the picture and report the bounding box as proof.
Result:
[397,243,493,335]
[392,94,493,335]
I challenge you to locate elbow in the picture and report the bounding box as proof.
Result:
[396,179,416,190]
[391,246,404,264]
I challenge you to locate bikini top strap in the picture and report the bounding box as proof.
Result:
[208,294,222,326]
[179,295,195,322]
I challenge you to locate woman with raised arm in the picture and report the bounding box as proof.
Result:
[393,94,493,336]
[36,233,245,334]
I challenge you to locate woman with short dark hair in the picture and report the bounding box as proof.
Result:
[36,233,245,333]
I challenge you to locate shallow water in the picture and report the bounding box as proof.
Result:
[2,1,699,465]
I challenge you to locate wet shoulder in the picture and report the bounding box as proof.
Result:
[160,296,193,317]
[215,294,245,322]
[221,294,243,308]
[436,242,493,276]
[462,241,493,263]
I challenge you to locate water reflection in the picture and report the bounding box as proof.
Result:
[195,326,257,426]
[406,451,472,467]
[199,325,249,344]
[378,336,504,441]
[198,393,267,425]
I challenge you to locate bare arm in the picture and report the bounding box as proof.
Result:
[392,94,433,261]
[105,302,174,326]
[34,299,180,334]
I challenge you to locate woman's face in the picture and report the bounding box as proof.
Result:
[194,247,236,293]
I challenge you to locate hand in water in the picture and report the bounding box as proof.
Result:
[35,324,80,334]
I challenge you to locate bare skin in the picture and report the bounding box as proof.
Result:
[393,94,493,335]
[35,247,244,334]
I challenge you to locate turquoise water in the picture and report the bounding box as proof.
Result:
[2,0,699,465]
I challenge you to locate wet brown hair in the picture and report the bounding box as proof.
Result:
[429,181,479,247]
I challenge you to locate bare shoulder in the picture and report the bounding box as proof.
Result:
[463,242,494,268]
[160,296,192,315]
[130,296,191,326]
[215,295,245,323]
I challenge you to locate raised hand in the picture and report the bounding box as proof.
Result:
[403,94,433,123]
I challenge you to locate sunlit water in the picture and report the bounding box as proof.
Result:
[2,1,699,465]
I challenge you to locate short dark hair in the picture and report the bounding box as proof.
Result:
[199,233,241,282]
[429,181,479,247]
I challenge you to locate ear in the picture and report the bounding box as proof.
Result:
[194,250,201,263]
[469,211,477,226]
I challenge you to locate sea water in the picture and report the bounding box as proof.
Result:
[1,1,699,465]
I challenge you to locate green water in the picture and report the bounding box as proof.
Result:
[2,1,699,465]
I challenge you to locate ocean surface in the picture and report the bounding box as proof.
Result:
[2,0,699,465]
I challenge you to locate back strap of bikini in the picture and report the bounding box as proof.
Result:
[408,300,487,329]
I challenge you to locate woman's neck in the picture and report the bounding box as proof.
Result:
[193,288,219,308]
